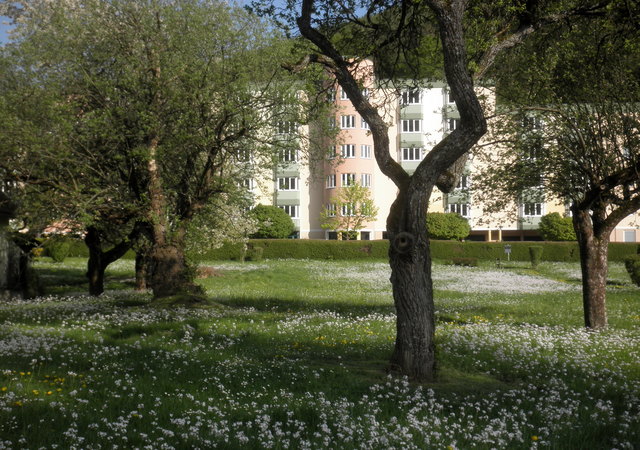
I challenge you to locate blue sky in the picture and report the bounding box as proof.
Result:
[0,17,12,45]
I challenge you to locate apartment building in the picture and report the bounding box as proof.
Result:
[251,64,640,243]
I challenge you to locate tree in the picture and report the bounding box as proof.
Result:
[253,0,613,380]
[250,205,295,239]
[426,212,470,241]
[1,0,312,298]
[476,3,640,329]
[538,213,576,241]
[320,181,378,240]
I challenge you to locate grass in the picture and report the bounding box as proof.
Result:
[0,257,638,449]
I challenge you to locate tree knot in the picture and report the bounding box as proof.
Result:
[392,232,415,254]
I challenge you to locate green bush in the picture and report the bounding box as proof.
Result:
[538,213,576,241]
[427,212,470,241]
[43,236,71,263]
[245,246,264,262]
[250,205,295,239]
[529,246,543,268]
[624,255,640,287]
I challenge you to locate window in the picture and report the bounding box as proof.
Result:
[448,203,470,218]
[326,174,336,188]
[341,203,355,216]
[402,147,423,161]
[361,173,372,187]
[327,145,336,159]
[327,88,336,102]
[521,116,543,130]
[329,117,337,129]
[279,204,299,219]
[276,121,297,135]
[360,231,371,240]
[325,203,336,217]
[361,88,370,99]
[361,117,370,130]
[361,145,372,159]
[447,90,455,104]
[340,88,349,100]
[279,149,298,162]
[522,202,543,216]
[240,178,254,190]
[456,174,470,190]
[447,118,459,131]
[402,119,421,133]
[401,90,420,104]
[524,140,543,160]
[341,173,356,187]
[341,144,356,158]
[277,177,298,191]
[235,148,251,162]
[341,115,356,129]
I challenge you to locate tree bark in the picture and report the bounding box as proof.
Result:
[84,226,132,296]
[146,136,200,299]
[135,250,150,291]
[388,187,436,381]
[573,210,609,329]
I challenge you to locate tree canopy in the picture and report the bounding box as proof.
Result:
[0,0,316,297]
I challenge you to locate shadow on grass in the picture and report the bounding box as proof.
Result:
[35,265,137,296]
[213,294,396,316]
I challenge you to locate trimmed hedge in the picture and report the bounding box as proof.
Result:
[61,237,640,263]
[199,239,389,261]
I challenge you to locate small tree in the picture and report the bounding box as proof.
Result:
[426,212,470,241]
[250,205,295,239]
[538,213,576,241]
[320,182,379,240]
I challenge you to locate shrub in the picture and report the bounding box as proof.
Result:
[538,213,576,241]
[245,246,264,262]
[624,255,640,287]
[427,212,470,241]
[529,246,543,269]
[450,257,478,267]
[250,205,295,239]
[43,236,71,263]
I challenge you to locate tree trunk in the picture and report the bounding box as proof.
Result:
[573,211,609,329]
[84,226,132,296]
[135,250,150,291]
[387,187,436,381]
[149,242,200,298]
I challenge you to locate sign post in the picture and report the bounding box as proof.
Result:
[504,244,512,261]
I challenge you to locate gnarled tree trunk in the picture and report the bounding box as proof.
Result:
[388,188,436,381]
[85,226,132,296]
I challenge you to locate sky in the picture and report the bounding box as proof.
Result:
[0,17,12,45]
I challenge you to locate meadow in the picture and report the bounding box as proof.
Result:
[0,257,638,449]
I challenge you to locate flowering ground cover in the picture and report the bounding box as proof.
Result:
[0,257,638,449]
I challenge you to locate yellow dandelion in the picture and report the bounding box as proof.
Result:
[531,435,539,441]
[13,401,22,407]
[32,390,39,396]
[1,387,7,392]
[56,388,62,392]
[46,391,53,396]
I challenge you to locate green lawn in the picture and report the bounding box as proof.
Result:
[0,257,638,449]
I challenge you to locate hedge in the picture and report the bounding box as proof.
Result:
[60,238,640,263]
